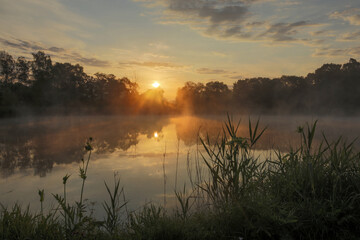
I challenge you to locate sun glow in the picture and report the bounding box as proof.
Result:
[152,82,160,88]
[154,132,159,138]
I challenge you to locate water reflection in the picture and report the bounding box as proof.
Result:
[1,115,360,218]
[173,115,360,151]
[0,116,169,177]
[0,115,359,178]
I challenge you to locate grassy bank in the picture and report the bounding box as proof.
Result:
[1,116,360,239]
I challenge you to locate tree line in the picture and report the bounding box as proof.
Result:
[1,50,360,116]
[176,58,360,115]
[0,51,169,116]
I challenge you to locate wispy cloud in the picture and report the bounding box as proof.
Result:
[160,0,257,40]
[339,31,360,41]
[0,37,110,67]
[330,8,360,26]
[260,21,316,42]
[0,0,98,50]
[227,74,243,80]
[197,67,228,74]
[119,60,184,69]
[135,0,324,45]
[67,52,110,67]
[272,0,301,7]
[310,30,335,37]
[196,67,243,80]
[48,46,66,53]
[0,38,44,51]
[211,51,227,57]
[313,46,360,57]
[149,42,170,50]
[167,2,249,24]
[142,52,171,59]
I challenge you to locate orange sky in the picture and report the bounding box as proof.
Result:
[1,0,360,99]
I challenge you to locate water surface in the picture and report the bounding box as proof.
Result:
[1,114,359,218]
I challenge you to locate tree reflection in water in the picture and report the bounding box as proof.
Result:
[0,116,169,177]
[1,115,359,178]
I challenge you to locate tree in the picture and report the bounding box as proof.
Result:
[31,51,53,106]
[0,51,16,84]
[86,73,140,113]
[16,57,30,85]
[340,59,360,112]
[176,82,205,113]
[32,51,52,81]
[204,81,231,113]
[51,62,88,107]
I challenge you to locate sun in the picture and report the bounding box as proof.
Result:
[152,82,160,88]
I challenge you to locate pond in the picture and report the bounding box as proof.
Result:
[1,114,359,219]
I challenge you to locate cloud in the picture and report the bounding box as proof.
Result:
[0,38,44,51]
[350,47,360,55]
[0,37,110,67]
[301,38,326,47]
[142,52,170,59]
[197,67,228,74]
[310,30,335,37]
[339,31,360,41]
[211,51,227,57]
[149,42,170,50]
[0,0,99,50]
[68,52,110,67]
[273,0,301,7]
[260,21,315,42]
[227,74,243,79]
[196,68,243,80]
[163,0,252,37]
[1,0,98,28]
[136,0,322,44]
[246,21,265,27]
[313,47,345,57]
[119,60,184,69]
[330,8,360,26]
[0,38,67,53]
[139,0,253,36]
[313,46,360,57]
[48,47,65,53]
[198,5,248,24]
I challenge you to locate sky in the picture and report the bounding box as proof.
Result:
[1,0,360,99]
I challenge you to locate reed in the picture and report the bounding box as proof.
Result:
[175,138,180,191]
[162,143,167,209]
[1,116,360,239]
[102,172,127,236]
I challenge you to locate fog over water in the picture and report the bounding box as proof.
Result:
[1,114,359,218]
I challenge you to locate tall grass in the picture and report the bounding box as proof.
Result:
[52,137,105,239]
[266,122,360,239]
[1,116,360,239]
[199,115,267,204]
[102,173,127,236]
[0,204,63,240]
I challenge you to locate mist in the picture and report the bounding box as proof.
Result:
[1,50,360,117]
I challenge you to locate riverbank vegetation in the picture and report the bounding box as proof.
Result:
[1,117,359,239]
[1,50,360,117]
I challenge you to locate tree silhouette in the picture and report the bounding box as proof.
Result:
[31,51,54,106]
[1,50,360,116]
[0,51,16,84]
[16,57,30,85]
